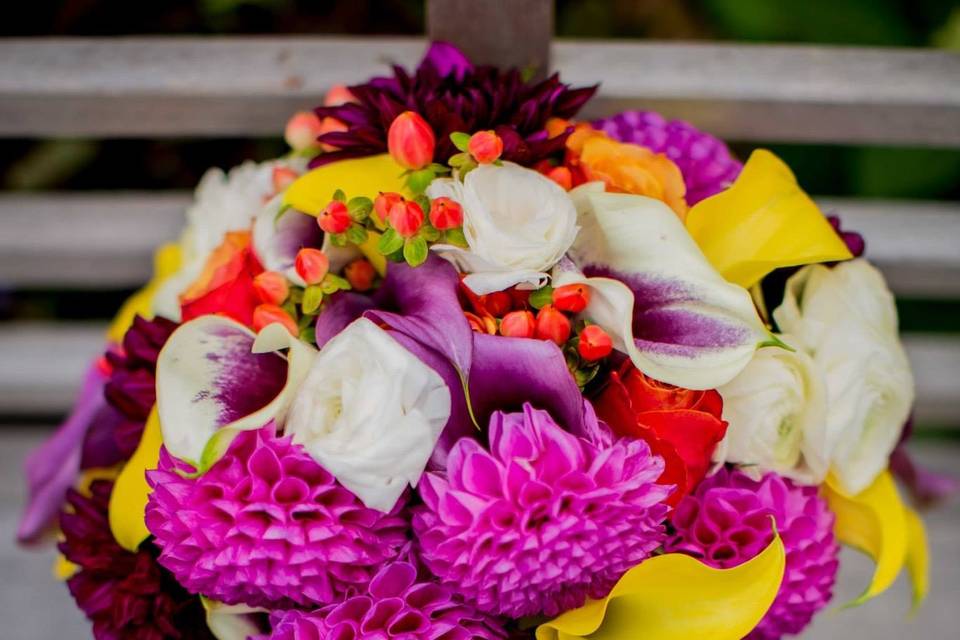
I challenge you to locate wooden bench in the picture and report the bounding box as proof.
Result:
[1,1,958,427]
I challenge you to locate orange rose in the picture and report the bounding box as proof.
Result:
[180,230,264,327]
[567,126,688,218]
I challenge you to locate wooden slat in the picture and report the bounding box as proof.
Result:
[1,38,958,145]
[1,193,957,296]
[0,323,956,426]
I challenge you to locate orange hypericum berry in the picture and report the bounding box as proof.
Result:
[374,192,405,224]
[468,130,504,164]
[284,111,324,151]
[535,305,572,346]
[253,304,298,336]
[428,196,464,230]
[500,310,536,338]
[484,291,513,317]
[271,166,299,194]
[546,166,573,191]
[295,248,329,285]
[253,271,290,305]
[552,283,591,313]
[388,199,425,238]
[344,259,376,292]
[387,111,435,170]
[465,311,497,335]
[317,200,352,235]
[324,84,355,106]
[578,324,613,361]
[317,117,348,152]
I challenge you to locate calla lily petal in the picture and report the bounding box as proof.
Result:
[108,406,163,551]
[823,470,907,606]
[201,597,264,640]
[282,153,407,216]
[536,528,785,640]
[252,197,323,286]
[107,243,183,342]
[564,188,769,389]
[156,316,316,469]
[904,506,930,611]
[685,149,852,289]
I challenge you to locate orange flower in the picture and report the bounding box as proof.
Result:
[567,126,688,218]
[180,231,264,327]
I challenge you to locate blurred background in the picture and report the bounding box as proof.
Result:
[1,1,958,638]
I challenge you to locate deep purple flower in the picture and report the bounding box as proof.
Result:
[826,214,866,258]
[145,427,409,609]
[666,469,839,640]
[58,480,212,640]
[313,42,596,167]
[593,110,742,204]
[267,562,507,640]
[414,404,670,618]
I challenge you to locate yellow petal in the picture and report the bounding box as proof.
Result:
[107,243,183,342]
[53,553,78,581]
[685,149,852,289]
[903,506,930,611]
[108,406,163,552]
[824,470,907,606]
[536,529,785,640]
[282,154,407,216]
[358,230,387,277]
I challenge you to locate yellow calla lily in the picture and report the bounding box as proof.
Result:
[904,506,930,611]
[823,470,908,606]
[108,406,163,552]
[685,149,852,289]
[282,154,407,217]
[53,553,78,580]
[107,242,183,342]
[536,530,785,640]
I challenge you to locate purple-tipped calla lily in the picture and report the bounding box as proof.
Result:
[559,184,769,390]
[252,198,325,286]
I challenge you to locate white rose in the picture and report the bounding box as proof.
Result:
[426,162,578,294]
[774,259,914,494]
[714,335,829,484]
[285,318,451,511]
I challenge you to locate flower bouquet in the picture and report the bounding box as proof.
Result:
[20,42,934,640]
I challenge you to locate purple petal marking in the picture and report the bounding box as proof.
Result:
[587,265,751,358]
[19,360,108,543]
[420,41,473,80]
[203,324,287,426]
[365,255,473,377]
[314,292,376,349]
[468,333,589,438]
[388,331,473,468]
[266,210,323,272]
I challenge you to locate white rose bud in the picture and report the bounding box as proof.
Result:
[714,335,829,484]
[774,259,914,494]
[427,162,579,294]
[285,318,451,511]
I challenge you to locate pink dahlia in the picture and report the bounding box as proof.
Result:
[413,403,671,618]
[593,110,741,204]
[665,468,839,640]
[267,562,507,640]
[146,427,409,609]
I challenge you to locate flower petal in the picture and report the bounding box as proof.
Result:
[156,316,316,468]
[201,597,264,640]
[252,197,323,286]
[685,149,852,289]
[282,153,407,216]
[536,527,785,640]
[108,406,162,551]
[904,505,930,611]
[823,470,908,606]
[562,189,769,389]
[107,242,182,341]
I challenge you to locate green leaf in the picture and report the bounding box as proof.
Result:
[346,224,369,245]
[443,227,468,248]
[448,152,471,167]
[298,326,316,345]
[302,285,325,314]
[450,132,471,152]
[329,233,348,247]
[427,162,450,174]
[332,188,346,202]
[406,168,436,194]
[347,196,373,221]
[378,227,404,255]
[403,236,429,267]
[274,202,292,223]
[420,223,441,242]
[319,273,351,294]
[529,285,554,310]
[288,287,305,304]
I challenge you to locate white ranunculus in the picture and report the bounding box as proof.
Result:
[426,162,578,294]
[284,318,451,511]
[714,334,829,484]
[773,259,914,494]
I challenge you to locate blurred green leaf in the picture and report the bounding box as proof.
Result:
[852,148,960,198]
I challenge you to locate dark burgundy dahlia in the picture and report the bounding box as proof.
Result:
[58,480,212,640]
[313,41,596,167]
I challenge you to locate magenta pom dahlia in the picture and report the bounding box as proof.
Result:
[59,480,212,640]
[413,403,671,618]
[593,110,742,204]
[145,427,409,609]
[665,468,840,640]
[267,562,507,640]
